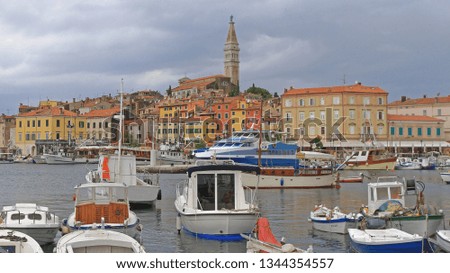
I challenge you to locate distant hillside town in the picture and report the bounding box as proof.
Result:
[1,17,449,157]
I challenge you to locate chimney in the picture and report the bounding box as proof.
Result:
[401,96,406,102]
[423,95,427,98]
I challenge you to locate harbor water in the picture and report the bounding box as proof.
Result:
[1,163,449,253]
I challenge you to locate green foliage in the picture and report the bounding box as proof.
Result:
[244,84,272,99]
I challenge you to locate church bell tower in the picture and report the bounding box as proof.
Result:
[224,15,240,88]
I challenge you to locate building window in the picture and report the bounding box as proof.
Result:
[417,127,422,136]
[349,109,355,119]
[298,99,304,106]
[286,112,292,122]
[284,99,292,107]
[399,127,403,136]
[349,124,356,135]
[320,111,325,120]
[56,120,60,127]
[349,97,355,104]
[299,112,305,121]
[333,96,340,105]
[333,110,339,119]
[407,127,412,136]
[46,120,49,127]
[423,110,427,116]
[19,121,22,128]
[437,109,442,116]
[377,111,384,120]
[309,111,315,119]
[320,126,326,134]
[378,97,383,105]
[390,126,395,136]
[320,97,325,105]
[27,121,30,127]
[79,121,84,128]
[378,126,383,135]
[37,120,41,127]
[427,128,431,136]
[363,97,370,105]
[437,128,441,136]
[309,98,315,106]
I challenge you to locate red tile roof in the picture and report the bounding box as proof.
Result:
[389,96,450,106]
[18,107,77,117]
[82,107,120,118]
[282,83,387,96]
[388,114,444,122]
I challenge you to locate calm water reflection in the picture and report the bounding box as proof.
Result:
[0,164,448,253]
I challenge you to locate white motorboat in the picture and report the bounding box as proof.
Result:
[86,154,161,207]
[44,153,97,165]
[348,228,424,253]
[436,230,450,252]
[241,217,313,253]
[359,176,444,237]
[61,182,142,241]
[0,229,43,253]
[55,228,146,253]
[175,162,260,240]
[0,203,60,245]
[309,205,362,234]
[0,153,14,164]
[440,171,450,184]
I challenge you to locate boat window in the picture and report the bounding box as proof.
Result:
[376,187,389,200]
[390,186,402,199]
[10,213,25,220]
[217,174,235,210]
[0,246,16,253]
[28,213,42,220]
[197,174,215,211]
[361,151,367,156]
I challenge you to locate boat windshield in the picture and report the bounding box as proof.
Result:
[76,186,127,203]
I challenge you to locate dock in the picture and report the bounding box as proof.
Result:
[137,164,192,174]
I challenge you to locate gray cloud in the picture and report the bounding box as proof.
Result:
[1,0,450,113]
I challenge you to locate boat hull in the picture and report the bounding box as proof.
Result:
[440,173,450,184]
[348,228,424,253]
[177,211,258,240]
[346,160,396,170]
[0,226,59,245]
[241,172,335,189]
[310,218,356,234]
[55,229,145,253]
[66,212,142,241]
[436,230,450,252]
[387,214,444,237]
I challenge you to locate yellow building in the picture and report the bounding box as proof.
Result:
[15,105,87,155]
[281,83,389,148]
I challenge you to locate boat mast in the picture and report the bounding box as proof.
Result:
[118,79,124,175]
[257,99,262,168]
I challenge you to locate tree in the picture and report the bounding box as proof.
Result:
[166,85,172,97]
[273,92,279,98]
[244,84,272,99]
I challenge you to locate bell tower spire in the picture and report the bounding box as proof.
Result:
[224,15,240,88]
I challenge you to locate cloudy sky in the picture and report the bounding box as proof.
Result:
[1,0,449,114]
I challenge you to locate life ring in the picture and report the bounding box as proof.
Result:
[115,209,122,216]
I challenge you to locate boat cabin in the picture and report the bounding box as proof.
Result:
[0,203,58,226]
[183,165,260,212]
[74,183,130,225]
[367,176,406,215]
